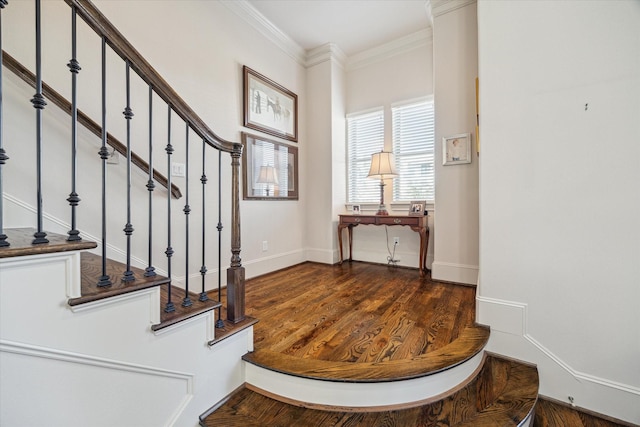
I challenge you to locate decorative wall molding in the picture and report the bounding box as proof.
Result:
[477,296,640,396]
[0,339,194,386]
[347,29,433,71]
[0,339,194,426]
[431,0,476,18]
[306,43,347,69]
[221,0,432,70]
[220,0,306,65]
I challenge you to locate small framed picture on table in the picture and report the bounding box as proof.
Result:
[408,201,426,216]
[352,205,361,215]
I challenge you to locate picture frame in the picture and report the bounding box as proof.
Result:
[352,205,361,215]
[443,133,472,166]
[241,132,298,200]
[243,66,298,142]
[408,200,426,216]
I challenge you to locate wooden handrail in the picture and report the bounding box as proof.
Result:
[65,0,241,156]
[2,50,182,199]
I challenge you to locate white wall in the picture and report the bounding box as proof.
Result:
[2,0,308,281]
[432,0,479,285]
[343,35,434,269]
[477,1,640,423]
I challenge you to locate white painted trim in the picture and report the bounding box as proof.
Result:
[347,29,433,71]
[153,310,214,337]
[306,43,347,69]
[0,339,194,425]
[220,0,306,65]
[245,351,483,408]
[431,261,478,285]
[477,297,640,397]
[69,287,158,313]
[431,0,476,18]
[304,247,337,265]
[0,250,82,299]
[243,248,307,279]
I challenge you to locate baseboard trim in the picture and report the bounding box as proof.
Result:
[431,261,478,285]
[478,296,640,424]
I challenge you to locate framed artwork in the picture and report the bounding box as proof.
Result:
[352,205,361,215]
[443,133,472,166]
[243,66,298,142]
[408,200,426,216]
[241,132,298,200]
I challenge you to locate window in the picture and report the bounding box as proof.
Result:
[392,98,435,202]
[346,109,384,203]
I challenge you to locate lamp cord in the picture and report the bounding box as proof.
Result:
[385,226,398,267]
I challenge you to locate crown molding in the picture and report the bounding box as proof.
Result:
[347,29,433,72]
[220,0,307,66]
[306,43,348,69]
[431,0,476,18]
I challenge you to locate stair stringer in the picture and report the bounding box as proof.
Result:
[0,250,252,427]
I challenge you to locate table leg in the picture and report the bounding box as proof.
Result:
[347,225,353,261]
[338,225,345,264]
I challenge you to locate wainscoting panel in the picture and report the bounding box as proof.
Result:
[478,296,640,425]
[0,340,192,427]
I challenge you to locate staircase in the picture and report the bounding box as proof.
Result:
[1,1,251,425]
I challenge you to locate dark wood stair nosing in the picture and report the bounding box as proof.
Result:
[0,228,97,259]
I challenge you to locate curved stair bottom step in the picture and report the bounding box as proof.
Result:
[200,354,539,426]
[244,351,485,409]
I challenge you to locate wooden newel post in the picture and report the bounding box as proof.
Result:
[227,144,245,323]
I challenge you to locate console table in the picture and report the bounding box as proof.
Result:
[337,214,429,276]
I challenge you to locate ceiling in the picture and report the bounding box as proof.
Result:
[246,0,432,57]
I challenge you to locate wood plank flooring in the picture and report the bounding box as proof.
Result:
[243,261,477,366]
[533,397,637,427]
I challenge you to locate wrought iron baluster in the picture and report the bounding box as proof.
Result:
[182,123,192,308]
[97,37,111,287]
[144,86,156,277]
[164,106,175,313]
[31,0,48,244]
[121,62,135,282]
[0,0,9,247]
[66,5,81,242]
[216,149,224,328]
[199,140,208,302]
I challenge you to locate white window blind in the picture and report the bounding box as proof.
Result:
[392,98,435,202]
[347,109,384,203]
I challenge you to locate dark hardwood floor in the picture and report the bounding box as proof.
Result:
[207,261,631,427]
[244,261,476,363]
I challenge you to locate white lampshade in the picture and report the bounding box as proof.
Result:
[367,151,397,180]
[256,166,279,185]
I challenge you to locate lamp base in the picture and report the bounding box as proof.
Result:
[375,206,389,215]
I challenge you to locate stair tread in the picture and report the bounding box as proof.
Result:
[243,324,490,382]
[69,252,170,306]
[0,228,97,258]
[152,284,222,331]
[202,354,539,426]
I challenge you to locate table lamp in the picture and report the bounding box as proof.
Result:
[367,151,397,215]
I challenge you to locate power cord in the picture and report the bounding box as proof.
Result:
[385,226,399,267]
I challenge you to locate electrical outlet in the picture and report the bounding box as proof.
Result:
[171,162,186,177]
[262,240,268,252]
[106,148,119,165]
[393,237,400,245]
